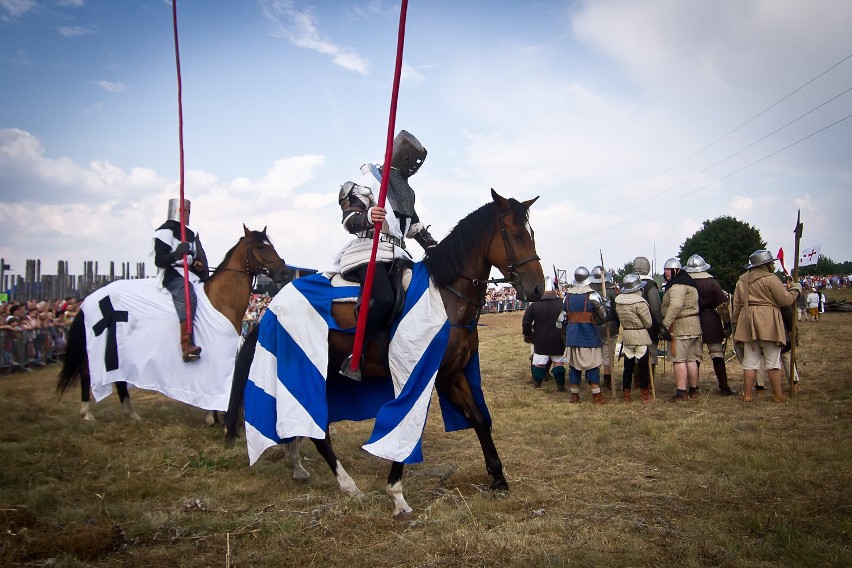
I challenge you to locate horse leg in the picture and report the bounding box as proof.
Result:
[79,367,95,422]
[205,410,216,426]
[115,381,140,421]
[386,461,413,518]
[283,438,311,481]
[310,434,363,497]
[439,372,509,490]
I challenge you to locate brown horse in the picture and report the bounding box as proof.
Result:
[57,225,287,422]
[226,190,544,516]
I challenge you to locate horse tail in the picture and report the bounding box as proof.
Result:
[224,323,259,448]
[57,312,86,396]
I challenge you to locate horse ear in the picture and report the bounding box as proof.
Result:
[243,224,251,239]
[522,196,540,209]
[491,188,509,208]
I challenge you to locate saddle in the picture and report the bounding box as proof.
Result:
[330,259,413,328]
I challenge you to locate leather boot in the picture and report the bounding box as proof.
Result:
[569,391,580,403]
[688,386,699,399]
[640,389,651,404]
[712,357,734,395]
[668,389,688,402]
[592,391,608,404]
[181,326,202,362]
[623,388,631,403]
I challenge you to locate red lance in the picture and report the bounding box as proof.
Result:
[349,0,409,371]
[171,0,193,334]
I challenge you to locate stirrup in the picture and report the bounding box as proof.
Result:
[339,354,363,381]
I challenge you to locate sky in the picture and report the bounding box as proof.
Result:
[2,0,851,290]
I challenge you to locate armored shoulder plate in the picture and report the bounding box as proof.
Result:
[339,181,374,207]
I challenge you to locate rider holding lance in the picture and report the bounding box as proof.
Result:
[154,198,209,362]
[335,130,438,380]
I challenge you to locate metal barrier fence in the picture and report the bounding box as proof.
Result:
[0,325,67,375]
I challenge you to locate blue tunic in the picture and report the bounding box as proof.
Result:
[564,291,603,348]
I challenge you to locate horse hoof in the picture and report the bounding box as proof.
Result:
[82,413,96,422]
[205,415,215,426]
[291,469,311,482]
[491,481,509,492]
[393,508,415,520]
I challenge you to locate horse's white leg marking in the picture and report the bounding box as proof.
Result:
[387,480,413,517]
[80,401,95,422]
[121,398,141,421]
[205,411,215,426]
[335,460,363,497]
[285,440,310,481]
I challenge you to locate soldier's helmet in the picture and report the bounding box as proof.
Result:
[684,254,711,273]
[664,257,682,270]
[590,266,613,284]
[391,130,427,178]
[167,198,190,224]
[573,266,590,286]
[746,249,776,269]
[620,273,646,293]
[633,256,651,275]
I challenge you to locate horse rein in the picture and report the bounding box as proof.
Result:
[445,208,540,308]
[208,238,285,282]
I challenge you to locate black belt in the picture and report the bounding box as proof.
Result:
[357,230,406,249]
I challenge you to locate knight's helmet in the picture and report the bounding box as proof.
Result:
[746,249,776,269]
[684,254,711,273]
[167,198,191,224]
[663,258,682,280]
[620,273,646,293]
[590,266,613,285]
[573,266,590,286]
[391,130,427,179]
[633,256,651,276]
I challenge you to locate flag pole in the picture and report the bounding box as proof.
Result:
[171,0,193,335]
[349,0,408,371]
[789,210,803,397]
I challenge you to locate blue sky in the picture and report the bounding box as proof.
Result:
[2,0,851,287]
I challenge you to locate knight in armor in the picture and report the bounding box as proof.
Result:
[589,266,619,391]
[614,274,653,403]
[336,130,438,380]
[659,257,702,401]
[683,254,735,395]
[558,267,608,404]
[154,198,209,362]
[632,256,663,379]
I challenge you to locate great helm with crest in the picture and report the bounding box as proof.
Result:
[620,273,646,293]
[573,266,591,286]
[684,254,711,273]
[746,249,776,269]
[391,130,427,179]
[633,256,651,275]
[167,198,191,224]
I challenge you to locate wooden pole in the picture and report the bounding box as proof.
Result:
[599,250,615,399]
[349,0,409,371]
[789,210,803,397]
[171,0,193,334]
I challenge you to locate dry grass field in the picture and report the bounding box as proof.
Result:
[1,294,850,567]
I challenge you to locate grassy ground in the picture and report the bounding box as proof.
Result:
[1,310,850,567]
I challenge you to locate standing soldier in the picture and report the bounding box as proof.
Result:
[659,258,702,401]
[683,254,735,396]
[589,266,618,392]
[154,198,209,362]
[559,267,608,404]
[633,255,663,379]
[614,274,654,403]
[731,250,802,402]
[522,279,567,391]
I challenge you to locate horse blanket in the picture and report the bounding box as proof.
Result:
[81,278,240,410]
[243,261,491,465]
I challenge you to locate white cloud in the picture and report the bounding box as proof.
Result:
[260,0,370,75]
[95,80,126,93]
[59,24,98,37]
[0,0,35,20]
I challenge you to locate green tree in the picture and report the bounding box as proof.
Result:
[679,216,765,292]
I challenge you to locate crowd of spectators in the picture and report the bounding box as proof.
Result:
[484,286,527,314]
[799,274,850,290]
[241,293,273,337]
[1,297,78,374]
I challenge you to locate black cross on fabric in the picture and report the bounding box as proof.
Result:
[92,296,129,372]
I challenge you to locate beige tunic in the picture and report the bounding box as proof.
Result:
[732,267,800,346]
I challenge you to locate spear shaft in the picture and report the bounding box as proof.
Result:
[789,210,803,397]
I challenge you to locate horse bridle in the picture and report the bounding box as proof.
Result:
[445,208,540,307]
[210,237,285,281]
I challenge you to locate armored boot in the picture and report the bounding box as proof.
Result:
[180,326,202,362]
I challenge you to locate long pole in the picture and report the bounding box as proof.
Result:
[349,0,409,371]
[599,250,615,399]
[789,210,803,397]
[171,0,193,334]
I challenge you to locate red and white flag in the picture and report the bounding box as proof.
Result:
[799,245,821,267]
[776,247,788,275]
